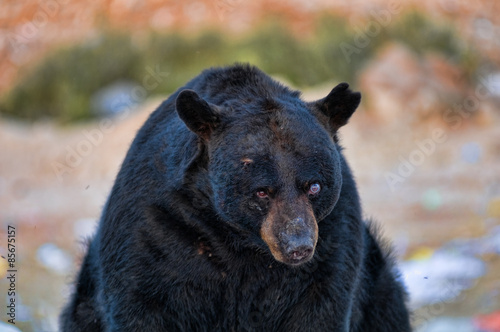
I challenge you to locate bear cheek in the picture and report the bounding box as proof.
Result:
[315,167,343,221]
[213,188,224,210]
[260,211,285,263]
[213,188,234,221]
[315,186,341,221]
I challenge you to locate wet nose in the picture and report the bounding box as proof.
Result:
[287,245,313,261]
[280,217,316,263]
[285,238,314,262]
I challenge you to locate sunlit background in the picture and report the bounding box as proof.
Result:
[0,1,499,331]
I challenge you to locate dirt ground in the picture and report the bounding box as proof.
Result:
[0,87,499,331]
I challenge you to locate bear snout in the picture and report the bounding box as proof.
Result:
[284,238,314,264]
[261,209,318,266]
[280,217,317,265]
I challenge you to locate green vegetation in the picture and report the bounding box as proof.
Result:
[0,10,479,123]
[388,11,479,78]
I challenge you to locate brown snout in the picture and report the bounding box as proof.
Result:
[281,217,316,263]
[260,199,318,266]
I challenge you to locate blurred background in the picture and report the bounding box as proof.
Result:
[0,0,499,331]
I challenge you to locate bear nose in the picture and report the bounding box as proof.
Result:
[288,244,313,261]
[280,217,316,263]
[285,238,314,262]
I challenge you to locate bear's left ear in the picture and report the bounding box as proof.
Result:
[176,89,221,140]
[309,83,361,133]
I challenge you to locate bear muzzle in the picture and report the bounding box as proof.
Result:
[261,210,318,266]
[280,217,317,265]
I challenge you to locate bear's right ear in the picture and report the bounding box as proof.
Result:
[308,83,361,133]
[176,89,221,140]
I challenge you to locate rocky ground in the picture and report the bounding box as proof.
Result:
[0,83,499,331]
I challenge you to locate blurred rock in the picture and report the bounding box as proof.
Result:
[402,223,500,311]
[36,243,72,275]
[359,43,466,123]
[11,298,31,323]
[90,81,140,117]
[483,72,500,97]
[421,188,443,211]
[441,225,500,256]
[0,322,22,332]
[416,317,475,332]
[73,218,98,240]
[401,251,486,308]
[461,142,482,164]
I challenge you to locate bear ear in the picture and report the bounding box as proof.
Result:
[309,83,361,133]
[176,89,221,140]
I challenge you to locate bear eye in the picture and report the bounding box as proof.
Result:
[308,183,321,196]
[256,190,269,199]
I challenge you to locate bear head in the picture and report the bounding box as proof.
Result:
[176,83,360,266]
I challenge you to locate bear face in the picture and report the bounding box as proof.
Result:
[208,109,342,265]
[176,83,360,266]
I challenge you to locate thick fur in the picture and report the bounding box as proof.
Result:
[60,64,411,331]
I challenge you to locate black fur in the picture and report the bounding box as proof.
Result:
[60,64,411,331]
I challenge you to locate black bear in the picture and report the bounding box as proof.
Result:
[60,64,411,331]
